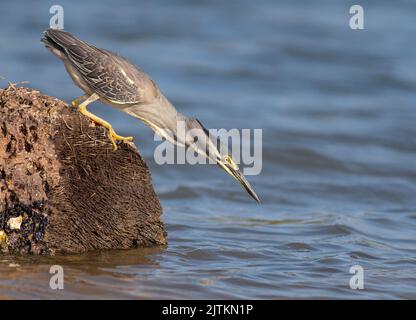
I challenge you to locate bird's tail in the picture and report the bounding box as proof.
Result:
[41,28,83,58]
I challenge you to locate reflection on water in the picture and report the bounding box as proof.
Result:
[0,248,165,299]
[1,0,416,299]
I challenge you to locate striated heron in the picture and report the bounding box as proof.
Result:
[41,28,259,203]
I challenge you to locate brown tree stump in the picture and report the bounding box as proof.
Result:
[0,85,166,255]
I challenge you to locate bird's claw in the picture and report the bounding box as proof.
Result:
[71,99,82,108]
[108,129,133,151]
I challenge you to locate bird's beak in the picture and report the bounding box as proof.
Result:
[218,158,260,203]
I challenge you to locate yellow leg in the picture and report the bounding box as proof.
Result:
[71,94,88,107]
[78,93,133,150]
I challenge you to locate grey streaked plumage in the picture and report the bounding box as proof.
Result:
[41,28,260,203]
[42,28,152,105]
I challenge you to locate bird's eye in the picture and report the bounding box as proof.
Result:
[224,156,238,170]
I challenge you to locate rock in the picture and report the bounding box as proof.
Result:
[0,85,166,255]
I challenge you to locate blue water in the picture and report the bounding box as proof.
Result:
[1,0,416,299]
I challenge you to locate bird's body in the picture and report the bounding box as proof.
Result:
[41,28,259,202]
[42,29,180,137]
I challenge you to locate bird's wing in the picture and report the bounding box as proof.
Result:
[68,46,142,104]
[42,29,141,104]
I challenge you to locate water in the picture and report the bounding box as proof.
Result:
[1,0,416,299]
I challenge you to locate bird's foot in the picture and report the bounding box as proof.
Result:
[108,129,134,151]
[77,94,133,151]
[71,95,88,108]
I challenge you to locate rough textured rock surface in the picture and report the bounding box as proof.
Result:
[0,85,166,255]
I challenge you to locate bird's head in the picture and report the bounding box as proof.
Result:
[182,117,260,203]
[217,154,260,203]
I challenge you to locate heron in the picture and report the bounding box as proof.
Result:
[41,28,259,203]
